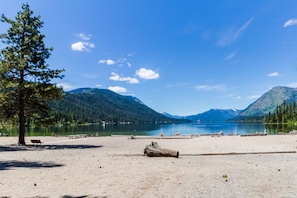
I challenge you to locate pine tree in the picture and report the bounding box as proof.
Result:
[0,3,64,145]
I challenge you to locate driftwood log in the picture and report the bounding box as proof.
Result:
[144,141,179,158]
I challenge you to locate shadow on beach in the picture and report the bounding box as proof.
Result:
[0,144,102,152]
[0,160,63,171]
[61,195,108,198]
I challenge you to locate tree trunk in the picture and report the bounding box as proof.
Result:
[18,95,26,145]
[144,142,179,158]
[18,75,26,145]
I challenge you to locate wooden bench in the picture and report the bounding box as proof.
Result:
[31,139,42,146]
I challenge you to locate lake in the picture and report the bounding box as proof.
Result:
[0,122,283,137]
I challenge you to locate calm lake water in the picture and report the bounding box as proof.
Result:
[0,122,283,137]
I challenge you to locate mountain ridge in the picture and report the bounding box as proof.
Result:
[51,86,297,124]
[163,109,242,122]
[239,86,297,117]
[51,88,186,124]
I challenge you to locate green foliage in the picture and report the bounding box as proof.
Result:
[265,100,297,124]
[0,3,64,144]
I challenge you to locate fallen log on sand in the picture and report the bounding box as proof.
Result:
[144,141,179,158]
[117,150,296,157]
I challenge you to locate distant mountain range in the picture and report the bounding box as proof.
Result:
[51,86,297,124]
[164,86,297,122]
[163,109,242,123]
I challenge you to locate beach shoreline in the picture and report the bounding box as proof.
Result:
[1,135,297,197]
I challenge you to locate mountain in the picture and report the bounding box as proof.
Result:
[186,109,242,122]
[239,86,297,117]
[161,112,185,119]
[163,109,242,122]
[51,88,185,124]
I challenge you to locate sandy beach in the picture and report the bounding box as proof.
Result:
[1,135,297,198]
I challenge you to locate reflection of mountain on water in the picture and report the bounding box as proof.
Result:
[2,124,163,137]
[148,123,267,136]
[3,122,284,137]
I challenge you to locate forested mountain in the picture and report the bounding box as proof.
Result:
[50,88,184,124]
[227,86,297,122]
[239,86,297,117]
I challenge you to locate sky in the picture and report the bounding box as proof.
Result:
[1,0,297,116]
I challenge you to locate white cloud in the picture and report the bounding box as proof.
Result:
[98,59,116,65]
[57,83,75,91]
[136,68,160,80]
[78,33,91,40]
[267,72,279,77]
[218,17,254,47]
[248,95,261,99]
[71,33,95,51]
[128,53,134,57]
[71,41,95,51]
[108,86,127,93]
[195,84,226,91]
[95,84,102,87]
[225,51,237,60]
[286,82,297,88]
[283,19,297,27]
[109,72,139,84]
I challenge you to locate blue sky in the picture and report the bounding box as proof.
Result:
[1,0,297,116]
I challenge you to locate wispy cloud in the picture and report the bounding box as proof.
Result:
[267,72,279,77]
[136,68,160,80]
[218,17,254,47]
[226,94,241,100]
[109,72,139,84]
[248,95,261,99]
[166,82,192,88]
[286,82,297,88]
[225,51,237,60]
[76,33,91,40]
[99,53,133,67]
[98,59,116,65]
[283,19,297,27]
[195,84,227,92]
[108,86,127,93]
[127,53,134,57]
[71,33,95,52]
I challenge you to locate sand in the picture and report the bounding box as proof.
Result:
[0,135,297,198]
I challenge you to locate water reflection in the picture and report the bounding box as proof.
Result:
[0,122,278,137]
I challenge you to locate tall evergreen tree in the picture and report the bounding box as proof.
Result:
[0,4,64,145]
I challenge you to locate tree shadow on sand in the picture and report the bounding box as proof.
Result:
[61,196,108,198]
[0,160,63,171]
[0,144,102,152]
